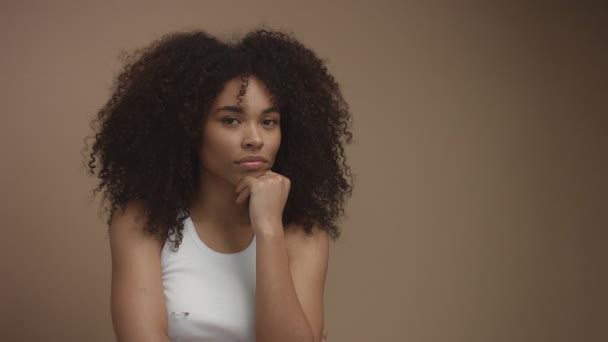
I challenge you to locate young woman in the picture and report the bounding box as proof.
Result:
[84,27,354,342]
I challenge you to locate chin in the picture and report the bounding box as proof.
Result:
[233,168,267,183]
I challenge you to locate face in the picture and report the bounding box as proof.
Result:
[199,75,281,186]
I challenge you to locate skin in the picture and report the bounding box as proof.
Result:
[186,75,284,248]
[184,74,328,341]
[110,76,327,341]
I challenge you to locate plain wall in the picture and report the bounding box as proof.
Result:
[2,1,606,341]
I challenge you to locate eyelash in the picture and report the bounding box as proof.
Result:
[222,118,279,127]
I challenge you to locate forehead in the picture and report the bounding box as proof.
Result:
[212,75,274,111]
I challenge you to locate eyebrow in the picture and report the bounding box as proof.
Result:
[214,105,279,116]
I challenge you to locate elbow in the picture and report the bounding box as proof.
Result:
[255,330,313,342]
[298,327,316,342]
[255,317,314,342]
[114,333,173,342]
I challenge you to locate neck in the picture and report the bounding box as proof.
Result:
[187,169,251,234]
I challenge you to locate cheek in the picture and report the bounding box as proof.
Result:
[200,124,230,173]
[201,132,237,164]
[203,125,226,146]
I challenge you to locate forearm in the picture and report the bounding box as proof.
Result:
[255,227,313,342]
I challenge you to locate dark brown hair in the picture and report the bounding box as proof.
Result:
[83,27,355,251]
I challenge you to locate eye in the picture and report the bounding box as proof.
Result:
[222,118,239,126]
[263,119,279,127]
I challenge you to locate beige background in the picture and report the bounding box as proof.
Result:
[2,1,606,341]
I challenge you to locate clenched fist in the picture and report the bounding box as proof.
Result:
[234,170,290,235]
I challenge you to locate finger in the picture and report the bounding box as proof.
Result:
[257,169,276,181]
[236,187,249,204]
[235,187,251,204]
[235,176,254,193]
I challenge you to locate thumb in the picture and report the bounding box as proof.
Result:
[235,175,254,194]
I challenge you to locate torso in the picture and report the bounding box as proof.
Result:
[188,215,256,254]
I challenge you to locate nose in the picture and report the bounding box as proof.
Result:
[242,122,264,149]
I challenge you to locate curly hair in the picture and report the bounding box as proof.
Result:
[82,27,355,251]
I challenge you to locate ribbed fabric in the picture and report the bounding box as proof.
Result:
[161,212,256,342]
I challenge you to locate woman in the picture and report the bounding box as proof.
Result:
[84,27,354,342]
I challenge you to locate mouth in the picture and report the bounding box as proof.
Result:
[236,155,268,163]
[239,161,266,170]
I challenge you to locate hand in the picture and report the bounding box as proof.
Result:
[234,169,291,235]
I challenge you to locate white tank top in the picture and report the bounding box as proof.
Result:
[161,212,257,342]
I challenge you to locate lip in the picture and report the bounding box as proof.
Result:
[237,155,268,163]
[239,161,265,170]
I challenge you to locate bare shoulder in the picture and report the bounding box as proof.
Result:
[110,199,147,233]
[284,223,330,341]
[109,200,170,341]
[109,200,164,248]
[284,223,329,261]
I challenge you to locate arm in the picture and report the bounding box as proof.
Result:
[285,225,329,342]
[109,201,173,342]
[255,224,329,342]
